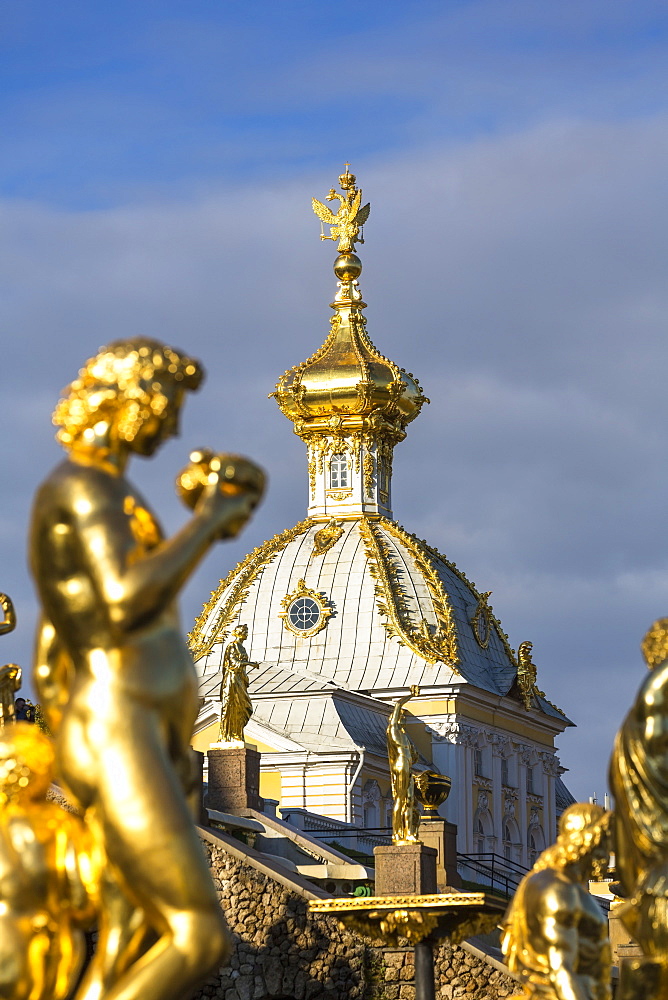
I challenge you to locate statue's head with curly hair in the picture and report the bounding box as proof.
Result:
[0,722,54,805]
[534,802,610,877]
[53,338,204,456]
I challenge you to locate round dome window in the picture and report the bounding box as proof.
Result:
[288,596,321,631]
[280,579,332,638]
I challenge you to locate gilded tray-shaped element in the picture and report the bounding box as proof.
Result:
[309,892,505,946]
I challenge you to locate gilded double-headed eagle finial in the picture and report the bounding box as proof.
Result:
[312,164,371,253]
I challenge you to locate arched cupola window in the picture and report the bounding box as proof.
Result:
[330,453,349,489]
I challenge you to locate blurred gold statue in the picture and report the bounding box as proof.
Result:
[30,339,265,1000]
[0,592,16,635]
[387,685,420,845]
[0,593,19,728]
[501,803,612,1000]
[0,722,98,1000]
[216,624,256,745]
[609,617,668,996]
[0,663,22,727]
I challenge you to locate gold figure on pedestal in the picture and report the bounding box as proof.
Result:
[609,617,668,996]
[501,803,612,1000]
[387,685,421,845]
[0,723,98,1000]
[29,339,265,1000]
[0,593,20,728]
[0,664,22,727]
[517,640,539,711]
[215,624,257,746]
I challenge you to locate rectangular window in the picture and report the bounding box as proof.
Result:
[526,767,534,795]
[330,454,349,489]
[474,749,484,778]
[501,757,509,786]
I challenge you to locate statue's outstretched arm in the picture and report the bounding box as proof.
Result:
[62,478,259,634]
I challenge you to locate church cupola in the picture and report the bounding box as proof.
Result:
[272,167,428,520]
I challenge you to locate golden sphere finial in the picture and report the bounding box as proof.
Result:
[333,253,362,281]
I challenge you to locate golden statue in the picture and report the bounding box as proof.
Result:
[0,593,19,728]
[0,663,22,727]
[501,803,612,1000]
[312,164,371,253]
[0,592,16,635]
[0,722,98,1000]
[29,338,265,1000]
[517,640,539,711]
[216,624,257,745]
[609,617,668,995]
[387,685,421,845]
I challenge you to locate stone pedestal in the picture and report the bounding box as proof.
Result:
[608,901,642,968]
[418,816,461,890]
[373,843,438,896]
[207,746,262,814]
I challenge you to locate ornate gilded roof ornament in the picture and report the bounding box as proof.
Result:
[517,640,539,711]
[273,167,427,452]
[311,518,344,558]
[312,164,370,253]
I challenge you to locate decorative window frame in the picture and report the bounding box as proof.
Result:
[279,579,333,638]
[329,453,350,489]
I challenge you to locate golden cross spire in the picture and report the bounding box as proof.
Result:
[312,164,371,253]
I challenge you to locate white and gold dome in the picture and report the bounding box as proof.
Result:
[191,170,573,861]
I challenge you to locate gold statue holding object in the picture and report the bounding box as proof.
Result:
[0,723,99,1000]
[312,164,371,253]
[609,616,668,996]
[29,338,265,1000]
[501,803,612,1000]
[387,685,421,845]
[215,624,257,746]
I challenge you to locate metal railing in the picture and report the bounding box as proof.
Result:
[457,852,529,898]
[457,852,611,913]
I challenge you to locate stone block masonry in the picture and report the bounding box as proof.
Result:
[194,837,519,1000]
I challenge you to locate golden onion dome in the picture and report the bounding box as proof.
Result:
[273,250,428,438]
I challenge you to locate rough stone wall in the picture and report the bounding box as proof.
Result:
[379,946,518,1000]
[195,840,519,1000]
[194,842,367,1000]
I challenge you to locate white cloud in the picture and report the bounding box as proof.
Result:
[3,111,668,799]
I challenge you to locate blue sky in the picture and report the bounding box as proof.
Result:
[3,1,668,205]
[2,0,668,802]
